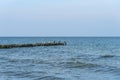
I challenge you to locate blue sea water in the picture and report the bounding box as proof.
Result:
[0,37,120,80]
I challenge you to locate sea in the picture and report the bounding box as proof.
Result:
[0,37,120,80]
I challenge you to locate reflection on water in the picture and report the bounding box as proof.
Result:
[0,37,120,80]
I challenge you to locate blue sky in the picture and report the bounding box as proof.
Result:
[0,0,120,36]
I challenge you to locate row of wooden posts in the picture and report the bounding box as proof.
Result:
[0,41,67,49]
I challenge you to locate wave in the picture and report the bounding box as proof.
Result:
[35,76,64,80]
[60,61,98,69]
[99,55,115,58]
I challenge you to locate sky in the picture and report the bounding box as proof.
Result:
[0,0,120,36]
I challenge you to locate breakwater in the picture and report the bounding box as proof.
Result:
[0,41,67,49]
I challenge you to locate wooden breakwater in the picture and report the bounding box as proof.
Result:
[0,41,67,49]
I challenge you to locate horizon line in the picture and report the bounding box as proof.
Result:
[0,36,120,38]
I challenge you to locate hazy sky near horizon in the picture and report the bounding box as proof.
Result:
[0,0,120,36]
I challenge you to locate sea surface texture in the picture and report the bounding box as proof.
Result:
[0,37,120,80]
